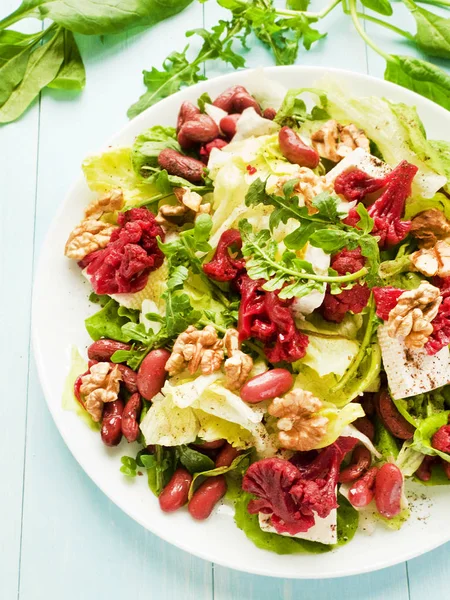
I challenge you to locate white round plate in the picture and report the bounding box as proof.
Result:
[33,66,450,578]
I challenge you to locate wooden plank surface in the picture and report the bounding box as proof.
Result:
[1,0,449,598]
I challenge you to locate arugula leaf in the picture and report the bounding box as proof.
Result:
[189,451,252,499]
[274,87,329,127]
[403,0,450,59]
[120,456,138,478]
[239,218,369,300]
[197,91,212,112]
[142,445,177,496]
[385,55,450,111]
[360,0,393,16]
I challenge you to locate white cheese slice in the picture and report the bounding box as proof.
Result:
[258,510,337,545]
[233,107,279,141]
[204,103,228,129]
[324,148,392,187]
[378,323,450,399]
[291,244,330,316]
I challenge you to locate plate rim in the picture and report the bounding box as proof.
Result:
[32,64,450,579]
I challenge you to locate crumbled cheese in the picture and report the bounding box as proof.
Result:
[258,510,337,545]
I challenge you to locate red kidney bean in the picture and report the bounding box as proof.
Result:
[220,113,241,139]
[415,456,437,482]
[122,393,142,443]
[339,445,372,483]
[159,468,193,513]
[193,439,226,451]
[278,126,320,169]
[115,364,138,394]
[240,369,294,404]
[215,443,239,468]
[188,475,227,520]
[101,399,124,447]
[157,149,205,184]
[177,101,201,132]
[353,416,375,442]
[348,466,378,508]
[375,389,415,440]
[442,459,450,480]
[232,91,262,115]
[375,463,403,519]
[137,348,171,401]
[213,85,247,111]
[359,392,375,417]
[263,107,277,120]
[87,339,131,362]
[178,114,219,149]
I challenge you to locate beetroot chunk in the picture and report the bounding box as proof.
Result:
[432,425,450,454]
[237,275,309,363]
[242,437,358,535]
[345,161,418,248]
[202,229,246,282]
[81,208,164,295]
[321,249,370,323]
[335,169,385,202]
[425,296,450,355]
[372,286,404,320]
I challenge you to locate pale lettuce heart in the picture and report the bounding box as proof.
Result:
[298,335,359,377]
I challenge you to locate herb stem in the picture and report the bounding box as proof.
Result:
[275,0,342,20]
[345,11,414,41]
[348,0,392,62]
[416,0,450,7]
[330,296,376,393]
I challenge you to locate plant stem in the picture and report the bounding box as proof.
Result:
[348,0,392,62]
[275,0,342,20]
[330,296,376,393]
[416,0,450,7]
[345,10,414,41]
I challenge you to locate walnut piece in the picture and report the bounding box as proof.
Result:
[275,169,333,210]
[311,120,370,162]
[223,328,253,389]
[165,325,224,376]
[79,362,122,422]
[410,209,450,249]
[84,189,124,219]
[156,187,211,230]
[65,189,124,260]
[411,240,450,278]
[65,219,117,260]
[268,389,328,451]
[387,281,442,349]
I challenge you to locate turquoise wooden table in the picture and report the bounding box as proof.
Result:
[2,1,450,598]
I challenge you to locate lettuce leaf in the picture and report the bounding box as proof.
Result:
[82,146,159,205]
[374,418,400,461]
[234,491,358,553]
[315,79,448,198]
[62,347,99,431]
[85,298,139,342]
[319,402,364,448]
[404,192,450,220]
[411,411,450,463]
[131,125,180,176]
[296,335,359,378]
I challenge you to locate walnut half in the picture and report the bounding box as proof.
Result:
[165,325,224,376]
[223,328,253,389]
[65,189,124,260]
[268,389,328,451]
[79,362,122,422]
[387,281,442,349]
[410,209,450,249]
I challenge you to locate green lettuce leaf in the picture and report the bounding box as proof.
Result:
[374,418,400,461]
[131,125,180,175]
[234,492,358,553]
[411,411,450,463]
[85,298,139,343]
[82,146,160,206]
[61,346,99,431]
[404,192,450,221]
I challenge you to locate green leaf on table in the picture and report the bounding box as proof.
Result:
[385,55,450,111]
[403,0,450,59]
[360,0,393,16]
[1,0,194,35]
[48,29,85,91]
[0,26,65,124]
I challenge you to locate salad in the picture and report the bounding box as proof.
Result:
[64,73,450,554]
